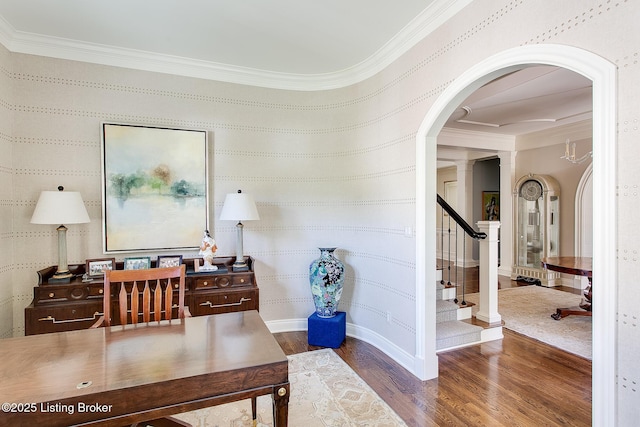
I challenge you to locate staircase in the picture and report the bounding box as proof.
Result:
[435,194,503,351]
[435,268,483,351]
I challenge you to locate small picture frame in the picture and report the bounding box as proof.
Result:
[86,258,116,278]
[157,255,183,268]
[482,191,500,221]
[123,256,151,270]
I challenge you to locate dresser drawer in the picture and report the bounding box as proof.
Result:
[34,283,105,304]
[191,289,258,316]
[25,302,104,335]
[192,273,253,290]
[193,275,230,289]
[231,273,253,287]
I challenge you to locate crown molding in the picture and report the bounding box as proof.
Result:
[0,15,12,51]
[438,127,516,151]
[0,0,470,91]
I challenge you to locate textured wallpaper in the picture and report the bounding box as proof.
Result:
[2,0,639,422]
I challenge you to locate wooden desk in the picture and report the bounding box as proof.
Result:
[0,311,289,427]
[541,257,592,321]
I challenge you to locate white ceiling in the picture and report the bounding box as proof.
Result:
[0,0,431,74]
[445,66,592,136]
[0,0,592,139]
[0,0,463,89]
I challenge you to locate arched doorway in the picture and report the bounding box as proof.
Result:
[414,44,616,425]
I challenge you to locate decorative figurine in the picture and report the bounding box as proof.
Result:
[198,230,218,271]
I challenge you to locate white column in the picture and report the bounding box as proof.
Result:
[497,151,516,277]
[475,221,501,324]
[455,160,475,267]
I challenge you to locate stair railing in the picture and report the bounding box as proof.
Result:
[437,194,486,306]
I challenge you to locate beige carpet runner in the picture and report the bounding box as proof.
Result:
[464,285,592,359]
[174,348,407,426]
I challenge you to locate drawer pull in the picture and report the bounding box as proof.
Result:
[200,297,251,308]
[38,312,102,324]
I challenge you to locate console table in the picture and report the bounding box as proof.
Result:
[541,256,592,320]
[24,257,259,335]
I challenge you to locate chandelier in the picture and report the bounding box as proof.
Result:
[561,139,592,164]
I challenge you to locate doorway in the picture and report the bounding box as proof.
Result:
[414,44,616,425]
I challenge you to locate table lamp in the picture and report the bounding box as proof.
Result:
[219,190,260,271]
[31,186,90,282]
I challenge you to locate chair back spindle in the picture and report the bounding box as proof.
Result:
[96,265,188,327]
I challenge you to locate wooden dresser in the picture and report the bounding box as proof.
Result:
[24,256,259,335]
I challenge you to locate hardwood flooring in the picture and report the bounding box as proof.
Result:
[274,330,591,426]
[441,264,585,297]
[275,269,592,426]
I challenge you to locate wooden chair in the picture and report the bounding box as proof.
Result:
[92,265,190,328]
[92,265,192,426]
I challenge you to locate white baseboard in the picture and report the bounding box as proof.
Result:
[498,266,512,278]
[435,326,503,354]
[481,326,503,342]
[547,274,589,289]
[265,318,417,378]
[266,318,307,334]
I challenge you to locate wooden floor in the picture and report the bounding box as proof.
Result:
[438,262,584,295]
[274,269,592,426]
[274,329,591,426]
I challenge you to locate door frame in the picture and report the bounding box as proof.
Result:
[414,44,616,426]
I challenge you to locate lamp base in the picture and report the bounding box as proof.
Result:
[232,261,250,272]
[49,270,73,283]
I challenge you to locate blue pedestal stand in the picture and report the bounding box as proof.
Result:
[307,311,346,348]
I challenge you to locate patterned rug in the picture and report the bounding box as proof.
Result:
[464,286,592,359]
[174,348,407,426]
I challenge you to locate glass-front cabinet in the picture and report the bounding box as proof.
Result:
[511,173,561,287]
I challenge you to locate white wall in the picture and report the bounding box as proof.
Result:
[515,139,592,256]
[5,52,418,357]
[2,0,640,423]
[0,42,12,338]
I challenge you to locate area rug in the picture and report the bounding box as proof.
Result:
[173,348,408,426]
[464,286,592,359]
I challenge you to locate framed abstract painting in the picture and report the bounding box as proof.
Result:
[101,123,209,253]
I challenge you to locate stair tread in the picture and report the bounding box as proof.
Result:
[436,299,459,312]
[435,267,483,350]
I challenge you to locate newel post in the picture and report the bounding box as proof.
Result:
[475,221,502,324]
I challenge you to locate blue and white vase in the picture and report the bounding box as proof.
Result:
[309,247,345,318]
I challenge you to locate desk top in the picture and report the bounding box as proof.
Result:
[0,311,287,426]
[541,256,592,277]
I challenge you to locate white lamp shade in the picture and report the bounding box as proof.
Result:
[219,191,260,221]
[31,190,90,225]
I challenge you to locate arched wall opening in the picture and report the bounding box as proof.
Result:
[414,44,616,426]
[576,163,594,258]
